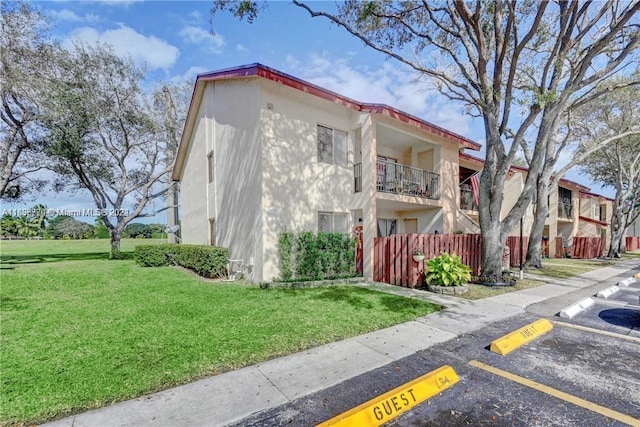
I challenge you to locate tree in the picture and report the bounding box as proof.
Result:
[525,77,640,266]
[93,218,110,239]
[0,1,58,199]
[42,44,183,258]
[0,214,17,236]
[29,203,49,231]
[14,215,40,238]
[579,132,640,256]
[213,1,640,277]
[124,222,152,239]
[56,217,93,239]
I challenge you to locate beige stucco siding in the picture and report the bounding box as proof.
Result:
[259,81,356,280]
[179,89,211,245]
[210,80,264,279]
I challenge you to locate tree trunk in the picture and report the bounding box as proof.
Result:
[526,175,551,268]
[608,211,623,258]
[480,222,504,278]
[109,227,123,259]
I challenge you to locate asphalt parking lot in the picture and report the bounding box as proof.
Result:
[236,309,640,427]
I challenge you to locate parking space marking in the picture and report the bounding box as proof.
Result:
[469,360,640,426]
[552,320,640,344]
[316,365,459,426]
[489,319,553,355]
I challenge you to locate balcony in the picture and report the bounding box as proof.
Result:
[558,201,573,219]
[460,184,478,211]
[353,160,440,200]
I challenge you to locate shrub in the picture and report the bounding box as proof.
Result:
[134,245,170,267]
[278,231,357,281]
[278,231,294,280]
[134,244,229,278]
[425,252,471,287]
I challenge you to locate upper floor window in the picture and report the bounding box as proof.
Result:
[317,125,347,167]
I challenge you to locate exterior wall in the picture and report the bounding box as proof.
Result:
[438,144,458,234]
[627,216,640,237]
[212,79,264,279]
[259,80,357,281]
[547,184,580,255]
[179,80,264,278]
[179,86,212,245]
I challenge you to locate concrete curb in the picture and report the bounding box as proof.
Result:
[618,277,636,287]
[596,285,620,299]
[559,297,595,319]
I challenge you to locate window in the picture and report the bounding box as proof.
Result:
[318,211,349,233]
[208,218,216,246]
[317,125,347,166]
[207,151,214,184]
[377,219,397,237]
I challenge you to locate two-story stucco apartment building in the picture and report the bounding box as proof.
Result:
[171,63,485,281]
[457,152,614,257]
[171,63,615,281]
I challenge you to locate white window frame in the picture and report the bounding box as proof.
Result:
[317,124,348,167]
[318,211,349,233]
[377,219,397,237]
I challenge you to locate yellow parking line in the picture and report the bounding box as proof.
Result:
[552,320,640,344]
[469,360,640,426]
[316,365,459,426]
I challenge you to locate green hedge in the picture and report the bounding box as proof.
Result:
[278,231,356,281]
[134,244,229,279]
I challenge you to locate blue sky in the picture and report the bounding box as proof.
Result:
[7,0,613,224]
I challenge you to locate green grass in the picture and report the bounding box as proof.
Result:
[460,278,548,300]
[526,257,615,279]
[0,240,439,425]
[0,238,164,265]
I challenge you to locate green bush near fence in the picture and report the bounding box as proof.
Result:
[134,244,229,278]
[278,231,356,281]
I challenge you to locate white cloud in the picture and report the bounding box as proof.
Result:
[187,10,202,22]
[66,25,179,70]
[285,53,472,136]
[96,0,142,6]
[236,43,248,53]
[179,26,225,54]
[49,9,100,23]
[170,66,209,85]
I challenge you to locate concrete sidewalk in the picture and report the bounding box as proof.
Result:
[43,259,640,427]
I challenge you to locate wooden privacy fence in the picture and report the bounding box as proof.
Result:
[626,236,640,251]
[373,233,608,287]
[374,233,482,287]
[570,236,606,259]
[506,236,528,267]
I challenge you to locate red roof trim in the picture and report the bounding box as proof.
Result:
[196,63,481,151]
[459,152,599,194]
[579,216,608,227]
[580,190,614,202]
[459,151,529,174]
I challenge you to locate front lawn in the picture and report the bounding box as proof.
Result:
[526,258,614,279]
[0,241,439,425]
[460,278,548,300]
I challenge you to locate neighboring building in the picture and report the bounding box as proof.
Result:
[577,191,613,248]
[457,152,534,237]
[628,216,640,237]
[456,152,614,258]
[171,63,481,282]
